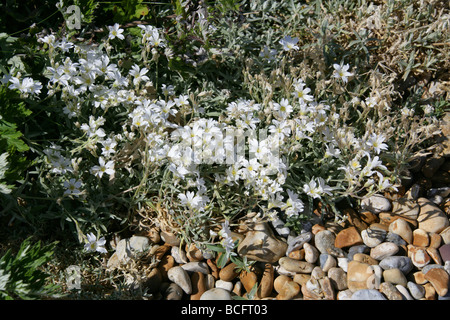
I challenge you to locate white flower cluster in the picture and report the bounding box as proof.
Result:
[2,26,401,241]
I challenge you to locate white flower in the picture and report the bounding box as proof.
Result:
[325,143,341,158]
[84,233,107,253]
[129,64,150,86]
[259,46,277,62]
[292,82,314,102]
[161,84,175,97]
[283,189,304,217]
[273,98,293,118]
[8,77,42,95]
[108,23,124,40]
[91,157,115,178]
[219,220,237,256]
[365,96,377,108]
[332,63,353,83]
[178,191,208,211]
[366,133,388,154]
[304,177,332,199]
[279,35,299,51]
[63,178,82,197]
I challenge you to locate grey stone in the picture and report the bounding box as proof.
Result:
[200,288,232,300]
[319,253,337,272]
[407,281,425,300]
[370,242,399,260]
[215,280,234,292]
[328,267,348,291]
[164,283,184,300]
[379,256,413,274]
[351,289,387,300]
[396,285,414,300]
[171,246,188,264]
[181,261,210,275]
[347,245,369,261]
[385,232,407,246]
[361,194,391,214]
[168,266,192,294]
[286,231,312,255]
[422,263,445,274]
[314,230,336,254]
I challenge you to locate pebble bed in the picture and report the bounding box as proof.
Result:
[107,146,450,300]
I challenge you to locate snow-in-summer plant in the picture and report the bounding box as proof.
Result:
[1,0,444,267]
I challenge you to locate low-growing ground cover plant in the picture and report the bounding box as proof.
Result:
[0,0,448,298]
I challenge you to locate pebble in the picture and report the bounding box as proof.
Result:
[440,227,450,244]
[168,266,192,295]
[319,254,337,272]
[424,268,449,296]
[409,246,431,268]
[164,283,184,300]
[426,247,442,265]
[191,271,207,300]
[353,253,378,265]
[258,263,274,299]
[157,254,175,281]
[304,242,320,263]
[412,228,429,247]
[351,289,387,300]
[379,282,403,300]
[328,267,348,291]
[240,270,258,293]
[286,232,312,255]
[334,227,364,249]
[200,288,232,300]
[389,218,413,244]
[215,279,234,292]
[370,242,399,260]
[439,243,450,262]
[379,256,414,274]
[186,243,204,262]
[361,228,386,247]
[361,194,392,214]
[396,284,414,300]
[314,230,337,254]
[417,197,449,233]
[391,198,420,220]
[219,262,240,282]
[160,230,181,246]
[274,275,300,300]
[279,257,315,274]
[347,245,370,260]
[385,232,407,246]
[422,263,445,274]
[337,257,349,272]
[293,273,311,287]
[407,281,426,300]
[237,223,288,263]
[181,261,210,275]
[366,265,382,290]
[337,289,353,300]
[347,260,374,291]
[171,246,188,264]
[383,268,408,287]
